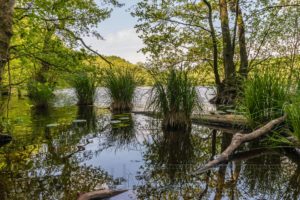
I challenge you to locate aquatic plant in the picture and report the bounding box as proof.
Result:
[71,72,96,105]
[240,70,290,126]
[103,69,138,113]
[27,81,55,108]
[149,69,199,131]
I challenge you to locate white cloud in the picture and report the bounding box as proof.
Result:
[84,28,146,64]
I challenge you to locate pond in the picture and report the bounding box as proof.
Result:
[0,87,299,200]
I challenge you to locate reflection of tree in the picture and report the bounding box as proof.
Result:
[280,149,300,200]
[1,162,111,200]
[102,114,137,150]
[214,132,232,200]
[137,129,209,199]
[241,139,283,199]
[0,106,113,200]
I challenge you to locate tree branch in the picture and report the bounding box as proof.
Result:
[194,115,287,174]
[59,27,113,66]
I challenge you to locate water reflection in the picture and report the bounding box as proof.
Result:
[106,113,136,149]
[137,129,207,199]
[0,106,113,200]
[76,106,97,132]
[1,98,300,199]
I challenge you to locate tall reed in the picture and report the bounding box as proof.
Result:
[284,87,300,141]
[103,69,138,113]
[71,72,96,105]
[149,69,199,131]
[240,70,290,126]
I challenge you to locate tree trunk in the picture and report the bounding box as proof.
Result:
[219,0,235,81]
[0,0,15,87]
[203,0,221,93]
[237,3,248,78]
[209,0,237,105]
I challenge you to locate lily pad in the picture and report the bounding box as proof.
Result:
[46,123,59,128]
[111,120,122,124]
[73,119,87,123]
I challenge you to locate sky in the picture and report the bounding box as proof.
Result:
[84,1,146,64]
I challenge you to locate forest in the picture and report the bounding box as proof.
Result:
[0,0,300,200]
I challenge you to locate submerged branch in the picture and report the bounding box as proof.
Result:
[194,115,287,174]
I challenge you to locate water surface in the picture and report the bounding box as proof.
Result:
[0,88,299,200]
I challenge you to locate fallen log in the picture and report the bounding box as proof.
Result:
[77,189,127,200]
[193,114,248,128]
[194,115,287,174]
[132,111,249,129]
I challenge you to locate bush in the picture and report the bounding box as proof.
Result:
[27,81,54,108]
[103,69,138,113]
[71,72,96,105]
[240,71,290,126]
[149,69,199,131]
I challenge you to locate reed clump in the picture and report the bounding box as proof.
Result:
[71,72,96,106]
[103,69,138,113]
[240,70,290,126]
[149,69,199,131]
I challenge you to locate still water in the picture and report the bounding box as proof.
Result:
[0,87,299,200]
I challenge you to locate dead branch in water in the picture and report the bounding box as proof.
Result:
[194,115,287,174]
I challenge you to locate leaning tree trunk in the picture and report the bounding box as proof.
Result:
[0,0,15,87]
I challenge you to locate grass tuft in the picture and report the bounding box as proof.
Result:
[284,95,300,141]
[149,69,199,131]
[103,68,138,113]
[71,72,96,105]
[240,70,290,126]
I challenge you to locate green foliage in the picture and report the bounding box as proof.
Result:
[71,72,96,105]
[4,0,121,89]
[149,69,199,130]
[27,81,55,108]
[103,68,138,113]
[240,70,290,126]
[285,94,300,141]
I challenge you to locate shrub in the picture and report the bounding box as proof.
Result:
[27,81,54,108]
[103,69,138,113]
[149,69,199,131]
[240,71,290,126]
[71,72,96,105]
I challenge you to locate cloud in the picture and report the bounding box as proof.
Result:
[84,28,146,64]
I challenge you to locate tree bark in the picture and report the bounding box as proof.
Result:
[203,0,221,91]
[194,115,286,174]
[219,0,235,81]
[236,3,248,78]
[0,0,15,86]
